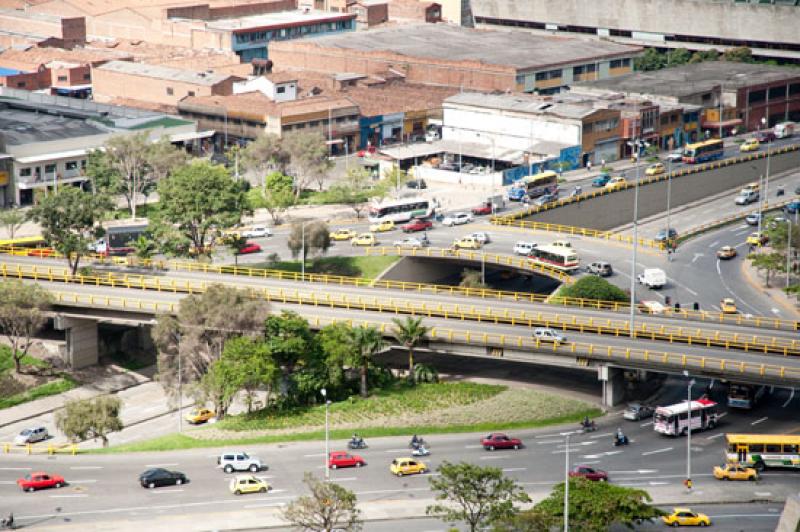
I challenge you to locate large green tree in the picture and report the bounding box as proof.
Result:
[749,251,785,287]
[240,132,290,179]
[427,461,529,532]
[264,311,319,397]
[351,325,384,397]
[55,396,123,447]
[0,207,27,240]
[327,167,374,219]
[559,275,628,302]
[391,316,428,373]
[287,220,331,264]
[318,322,357,388]
[29,186,111,274]
[499,477,664,532]
[252,171,295,225]
[0,281,52,373]
[284,131,333,195]
[153,160,250,258]
[282,473,362,532]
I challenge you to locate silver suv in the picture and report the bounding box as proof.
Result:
[217,451,264,473]
[14,426,48,445]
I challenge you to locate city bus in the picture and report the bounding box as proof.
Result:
[682,139,724,164]
[653,398,719,436]
[509,171,558,200]
[0,236,55,257]
[726,434,800,471]
[528,244,580,272]
[95,222,149,256]
[368,197,434,223]
[727,383,766,409]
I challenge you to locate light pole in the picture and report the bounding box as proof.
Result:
[301,222,306,279]
[762,117,772,203]
[666,157,673,259]
[177,350,182,433]
[685,374,695,491]
[786,218,793,289]
[628,139,646,335]
[563,432,570,532]
[321,388,330,480]
[481,252,486,286]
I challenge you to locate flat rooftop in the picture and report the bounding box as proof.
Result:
[578,62,800,98]
[0,105,106,145]
[445,92,598,120]
[207,9,354,32]
[293,24,641,72]
[95,60,235,86]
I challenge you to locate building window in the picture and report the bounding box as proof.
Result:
[586,64,596,73]
[790,83,800,96]
[65,161,78,171]
[309,120,319,127]
[188,91,195,97]
[166,87,174,96]
[277,86,286,94]
[45,164,57,173]
[83,73,90,80]
[768,85,786,101]
[748,89,766,104]
[296,123,306,129]
[19,168,31,177]
[57,75,68,82]
[16,81,25,88]
[535,69,561,81]
[573,66,584,76]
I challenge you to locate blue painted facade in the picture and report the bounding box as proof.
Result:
[359,115,384,149]
[232,18,355,62]
[502,145,581,185]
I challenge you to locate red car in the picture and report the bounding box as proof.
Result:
[755,130,776,143]
[17,471,66,492]
[402,218,433,233]
[237,242,262,254]
[569,465,608,482]
[481,433,523,451]
[328,451,366,469]
[471,203,493,216]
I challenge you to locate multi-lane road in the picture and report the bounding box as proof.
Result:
[1,377,797,530]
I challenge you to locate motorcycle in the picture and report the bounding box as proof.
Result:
[411,445,430,457]
[347,438,367,450]
[613,434,629,447]
[1,513,14,530]
[580,421,597,433]
[777,186,785,197]
[409,437,426,449]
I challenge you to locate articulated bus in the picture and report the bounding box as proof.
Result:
[368,197,434,223]
[682,139,724,164]
[528,244,580,272]
[654,398,719,436]
[0,236,55,257]
[727,383,766,409]
[726,434,800,471]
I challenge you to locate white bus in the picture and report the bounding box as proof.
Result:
[654,398,719,436]
[727,384,766,409]
[368,198,434,223]
[528,244,580,272]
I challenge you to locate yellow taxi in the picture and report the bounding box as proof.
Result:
[185,408,215,424]
[453,236,482,250]
[662,508,711,527]
[605,176,627,190]
[746,232,769,246]
[330,228,358,241]
[720,298,737,314]
[713,463,758,481]
[229,475,270,495]
[369,220,395,233]
[739,138,760,152]
[390,457,427,477]
[351,233,378,247]
[716,246,737,260]
[742,182,760,193]
[645,162,666,176]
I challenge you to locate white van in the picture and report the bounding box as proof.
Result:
[637,268,666,289]
[774,122,795,139]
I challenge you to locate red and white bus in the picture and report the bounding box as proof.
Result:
[654,398,719,436]
[528,244,580,272]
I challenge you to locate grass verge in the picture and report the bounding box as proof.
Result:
[0,376,78,410]
[93,382,601,454]
[244,255,399,279]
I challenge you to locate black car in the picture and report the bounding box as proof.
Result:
[406,179,427,189]
[139,468,188,489]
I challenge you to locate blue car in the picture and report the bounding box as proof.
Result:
[592,173,610,187]
[508,187,527,201]
[785,201,800,214]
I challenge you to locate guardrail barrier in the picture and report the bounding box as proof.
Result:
[1,442,78,455]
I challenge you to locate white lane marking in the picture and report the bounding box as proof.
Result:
[535,433,567,439]
[303,453,325,458]
[244,502,286,509]
[69,466,102,470]
[148,489,184,493]
[579,460,601,465]
[356,487,429,496]
[0,467,31,471]
[501,467,527,472]
[751,416,769,425]
[691,253,703,264]
[589,432,614,439]
[772,308,781,315]
[608,469,658,474]
[640,421,653,427]
[50,494,88,498]
[144,463,179,468]
[68,479,97,484]
[706,433,725,441]
[712,514,780,519]
[642,447,673,456]
[783,388,796,407]
[328,477,356,482]
[480,455,512,460]
[384,448,409,453]
[464,444,483,449]
[708,240,719,248]
[620,481,668,487]
[754,492,772,497]
[537,439,563,445]
[718,412,728,419]
[0,480,15,484]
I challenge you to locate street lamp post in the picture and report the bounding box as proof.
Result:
[787,219,793,289]
[666,158,673,253]
[628,139,646,335]
[481,253,486,286]
[177,350,182,433]
[763,117,772,201]
[563,432,570,532]
[301,222,306,279]
[685,375,695,491]
[321,388,330,480]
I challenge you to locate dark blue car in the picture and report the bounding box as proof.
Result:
[785,201,800,214]
[592,173,610,187]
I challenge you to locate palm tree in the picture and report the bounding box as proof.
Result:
[351,325,384,398]
[391,316,429,373]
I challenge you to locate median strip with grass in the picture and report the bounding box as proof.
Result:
[98,382,600,453]
[240,255,400,279]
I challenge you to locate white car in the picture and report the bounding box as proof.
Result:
[217,451,264,473]
[513,242,537,255]
[241,226,271,238]
[393,237,429,249]
[14,426,48,445]
[441,213,473,226]
[469,231,491,244]
[665,150,683,162]
[533,328,567,344]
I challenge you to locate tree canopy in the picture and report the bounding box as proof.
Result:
[284,131,333,194]
[391,316,428,373]
[282,473,362,531]
[0,281,52,373]
[559,275,628,302]
[287,220,331,263]
[55,396,123,447]
[0,207,27,240]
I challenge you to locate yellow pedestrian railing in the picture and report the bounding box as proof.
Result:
[490,218,665,249]
[1,442,78,455]
[8,263,799,356]
[362,246,573,283]
[680,198,797,242]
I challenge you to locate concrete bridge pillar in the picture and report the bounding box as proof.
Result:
[599,365,625,407]
[54,315,99,369]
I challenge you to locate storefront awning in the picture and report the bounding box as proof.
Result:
[701,118,743,128]
[168,130,215,143]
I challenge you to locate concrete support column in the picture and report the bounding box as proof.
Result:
[54,315,99,369]
[598,364,625,407]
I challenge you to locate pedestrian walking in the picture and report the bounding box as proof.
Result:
[586,160,592,172]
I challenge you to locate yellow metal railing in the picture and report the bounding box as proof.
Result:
[1,442,78,455]
[9,263,799,356]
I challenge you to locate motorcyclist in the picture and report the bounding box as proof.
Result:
[573,185,582,196]
[411,434,421,448]
[582,416,591,428]
[615,428,626,444]
[777,185,785,196]
[351,433,361,445]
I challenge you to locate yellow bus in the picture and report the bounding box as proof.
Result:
[682,139,724,163]
[0,236,55,257]
[511,170,558,200]
[725,433,800,471]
